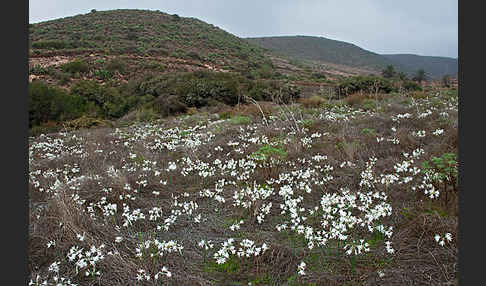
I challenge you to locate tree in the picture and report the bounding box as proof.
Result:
[397,72,408,81]
[442,75,451,88]
[381,65,396,78]
[412,69,427,83]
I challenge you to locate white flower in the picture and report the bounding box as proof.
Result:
[433,129,444,136]
[445,233,452,242]
[77,233,86,242]
[297,261,306,276]
[168,162,177,171]
[46,240,56,248]
[48,261,60,273]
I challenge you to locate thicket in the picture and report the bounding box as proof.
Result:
[28,81,93,128]
[31,40,96,50]
[334,76,394,96]
[60,59,90,74]
[335,75,422,97]
[29,80,152,130]
[29,71,301,133]
[136,70,301,110]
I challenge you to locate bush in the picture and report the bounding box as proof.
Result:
[105,58,126,73]
[64,116,111,130]
[29,81,91,127]
[31,40,69,50]
[229,115,252,125]
[30,64,49,75]
[135,108,159,122]
[298,95,326,108]
[361,99,377,111]
[58,73,71,85]
[149,95,188,117]
[402,80,423,91]
[246,80,301,104]
[70,80,134,118]
[61,59,89,74]
[311,72,326,80]
[94,69,113,80]
[137,71,242,107]
[335,76,394,97]
[345,93,366,107]
[186,51,201,60]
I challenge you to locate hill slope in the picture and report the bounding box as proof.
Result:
[247,35,457,79]
[246,35,396,73]
[382,54,458,79]
[29,9,270,72]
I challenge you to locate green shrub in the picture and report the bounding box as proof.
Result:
[31,40,69,49]
[149,95,188,117]
[105,59,126,73]
[29,81,91,127]
[361,128,376,136]
[402,80,423,91]
[335,76,394,96]
[137,71,242,107]
[30,64,49,75]
[229,115,252,125]
[94,69,113,80]
[422,153,458,207]
[135,108,159,122]
[58,73,71,85]
[361,99,377,111]
[250,144,288,163]
[70,80,131,118]
[61,59,89,74]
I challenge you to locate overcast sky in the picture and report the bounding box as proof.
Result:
[29,0,458,58]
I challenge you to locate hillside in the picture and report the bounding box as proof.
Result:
[382,54,458,79]
[246,35,397,73]
[246,35,457,79]
[29,9,270,72]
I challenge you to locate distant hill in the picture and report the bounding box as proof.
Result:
[246,35,396,73]
[247,35,457,79]
[29,9,270,72]
[381,54,458,79]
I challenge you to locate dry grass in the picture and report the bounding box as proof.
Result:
[28,87,458,285]
[298,95,327,108]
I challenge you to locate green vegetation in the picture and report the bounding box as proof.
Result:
[248,36,457,79]
[412,68,428,83]
[28,81,94,128]
[29,9,270,73]
[335,75,394,96]
[422,153,458,207]
[381,65,396,78]
[383,54,457,80]
[229,115,252,125]
[247,35,395,72]
[250,144,288,163]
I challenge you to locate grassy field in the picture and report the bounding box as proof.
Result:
[28,87,458,285]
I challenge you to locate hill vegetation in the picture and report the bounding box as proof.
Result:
[29,9,270,73]
[382,54,458,79]
[246,36,397,72]
[247,36,458,79]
